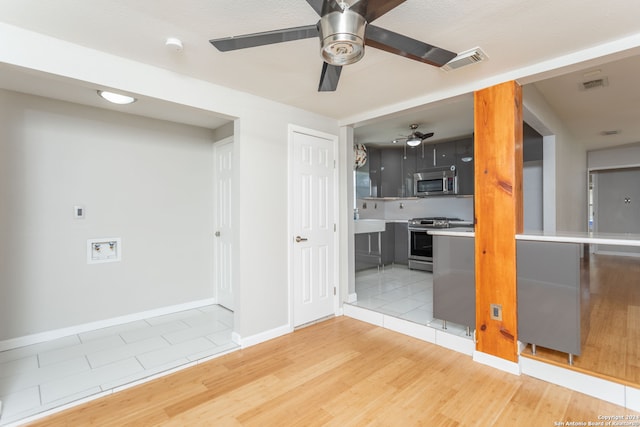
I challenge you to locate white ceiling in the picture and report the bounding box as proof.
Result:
[1,0,640,149]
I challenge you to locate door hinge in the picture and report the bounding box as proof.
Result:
[334,159,336,169]
[333,286,336,296]
[334,223,336,232]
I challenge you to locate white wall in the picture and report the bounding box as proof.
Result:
[523,161,543,231]
[588,142,640,170]
[0,23,339,342]
[523,84,587,232]
[0,89,216,340]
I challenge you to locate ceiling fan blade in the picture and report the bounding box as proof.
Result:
[350,0,407,23]
[305,0,343,16]
[420,132,435,140]
[318,62,342,92]
[210,25,318,52]
[365,25,457,67]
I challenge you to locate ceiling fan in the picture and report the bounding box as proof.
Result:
[394,124,434,147]
[209,0,457,92]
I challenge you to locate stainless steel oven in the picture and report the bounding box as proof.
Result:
[408,217,472,271]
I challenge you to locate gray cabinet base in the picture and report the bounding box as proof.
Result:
[432,235,475,330]
[517,240,590,360]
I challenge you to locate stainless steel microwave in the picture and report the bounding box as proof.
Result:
[414,167,457,196]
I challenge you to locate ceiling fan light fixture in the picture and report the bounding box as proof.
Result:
[406,137,422,147]
[319,10,366,66]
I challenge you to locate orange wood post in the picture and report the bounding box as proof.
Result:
[474,81,523,362]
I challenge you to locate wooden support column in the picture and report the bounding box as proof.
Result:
[474,81,523,362]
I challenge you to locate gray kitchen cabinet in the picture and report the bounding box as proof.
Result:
[455,137,474,196]
[355,222,396,271]
[517,240,590,362]
[432,235,476,331]
[367,145,381,197]
[382,222,395,265]
[394,222,408,265]
[380,147,403,197]
[402,146,418,197]
[354,232,380,272]
[416,140,457,171]
[416,145,436,170]
[434,141,456,167]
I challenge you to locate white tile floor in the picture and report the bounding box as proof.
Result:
[351,265,474,338]
[0,304,237,426]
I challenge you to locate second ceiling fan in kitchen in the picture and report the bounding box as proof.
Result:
[209,0,457,92]
[394,123,434,147]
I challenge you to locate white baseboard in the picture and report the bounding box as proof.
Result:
[436,330,475,356]
[234,324,292,349]
[625,384,640,412]
[383,315,436,344]
[520,356,625,407]
[343,304,384,326]
[344,305,478,356]
[473,351,521,376]
[0,298,216,352]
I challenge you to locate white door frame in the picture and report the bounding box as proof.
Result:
[287,124,339,328]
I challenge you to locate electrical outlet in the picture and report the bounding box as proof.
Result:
[490,304,502,321]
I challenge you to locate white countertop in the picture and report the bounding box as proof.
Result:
[353,219,386,234]
[427,229,640,247]
[516,231,640,246]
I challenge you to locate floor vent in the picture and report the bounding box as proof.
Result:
[441,47,487,71]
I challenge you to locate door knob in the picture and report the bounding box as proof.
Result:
[295,236,308,243]
[215,231,221,237]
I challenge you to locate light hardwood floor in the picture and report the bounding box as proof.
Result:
[28,316,637,426]
[521,254,640,385]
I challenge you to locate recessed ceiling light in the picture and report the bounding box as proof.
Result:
[97,90,137,105]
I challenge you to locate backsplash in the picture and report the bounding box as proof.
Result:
[356,197,474,221]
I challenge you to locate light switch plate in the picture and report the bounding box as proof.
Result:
[74,205,85,219]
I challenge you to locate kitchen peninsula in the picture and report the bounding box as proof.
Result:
[429,228,640,364]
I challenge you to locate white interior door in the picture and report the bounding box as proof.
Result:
[214,138,234,310]
[290,127,337,327]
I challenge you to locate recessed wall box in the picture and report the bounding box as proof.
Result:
[490,303,503,321]
[87,237,121,264]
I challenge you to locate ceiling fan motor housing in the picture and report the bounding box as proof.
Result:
[318,10,366,66]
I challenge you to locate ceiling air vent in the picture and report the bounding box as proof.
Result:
[441,47,487,71]
[579,76,609,91]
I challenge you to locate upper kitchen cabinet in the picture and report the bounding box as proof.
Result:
[416,140,457,170]
[363,144,419,198]
[380,147,403,197]
[455,137,474,196]
[364,145,380,197]
[358,145,403,197]
[402,145,418,197]
[435,142,457,167]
